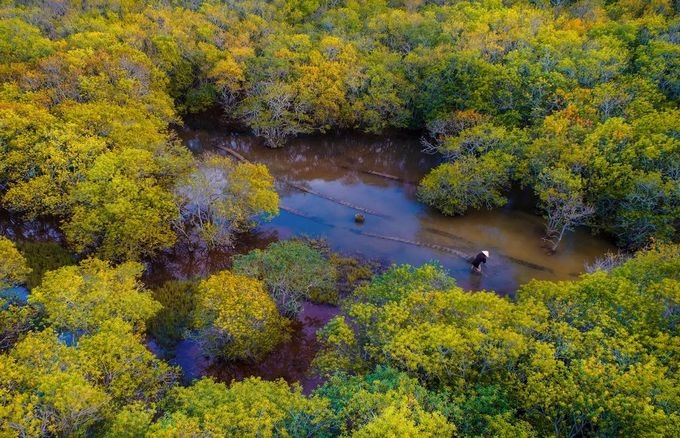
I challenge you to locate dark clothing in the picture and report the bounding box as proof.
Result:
[471,252,488,269]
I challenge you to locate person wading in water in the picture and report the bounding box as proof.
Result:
[471,250,489,273]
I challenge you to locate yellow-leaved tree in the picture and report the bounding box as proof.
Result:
[191,270,290,361]
[0,236,31,289]
[147,377,331,436]
[1,257,177,437]
[29,258,161,338]
[63,148,182,262]
[314,247,680,437]
[0,236,37,352]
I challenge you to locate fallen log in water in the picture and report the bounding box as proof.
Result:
[215,145,248,162]
[503,255,555,273]
[359,231,555,273]
[359,231,471,260]
[423,227,475,246]
[367,170,401,181]
[214,145,386,218]
[279,205,312,218]
[284,181,386,217]
[278,205,330,227]
[337,164,418,185]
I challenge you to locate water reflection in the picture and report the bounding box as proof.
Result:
[0,211,63,243]
[177,127,616,296]
[0,285,29,303]
[0,127,620,393]
[144,229,280,287]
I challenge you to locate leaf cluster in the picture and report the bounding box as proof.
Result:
[313,245,680,436]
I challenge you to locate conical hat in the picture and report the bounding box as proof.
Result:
[482,251,489,257]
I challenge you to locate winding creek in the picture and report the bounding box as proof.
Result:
[150,126,617,390]
[169,126,616,294]
[2,126,617,392]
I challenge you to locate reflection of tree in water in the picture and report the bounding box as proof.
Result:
[146,229,279,287]
[204,320,314,383]
[233,228,280,254]
[274,177,299,197]
[202,302,336,392]
[145,243,214,285]
[201,131,438,185]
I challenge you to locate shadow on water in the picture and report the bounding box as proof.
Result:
[0,126,617,394]
[143,228,280,288]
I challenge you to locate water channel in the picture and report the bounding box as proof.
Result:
[170,127,616,294]
[152,127,617,390]
[2,125,617,391]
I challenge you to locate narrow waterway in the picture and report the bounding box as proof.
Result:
[2,127,618,391]
[172,127,616,295]
[158,128,617,391]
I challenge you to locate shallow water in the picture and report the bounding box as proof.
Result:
[170,301,336,393]
[174,128,616,296]
[0,124,619,393]
[0,126,618,392]
[152,127,617,392]
[0,285,29,303]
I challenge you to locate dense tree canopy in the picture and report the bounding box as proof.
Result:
[233,240,338,316]
[314,244,680,436]
[0,236,30,289]
[0,1,678,436]
[0,0,677,251]
[2,244,669,437]
[191,270,291,361]
[1,258,177,437]
[29,258,161,338]
[147,377,331,437]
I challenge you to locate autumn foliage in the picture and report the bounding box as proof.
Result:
[0,0,678,436]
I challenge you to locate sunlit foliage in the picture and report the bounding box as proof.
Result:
[63,148,183,261]
[0,1,677,435]
[191,270,291,361]
[1,256,176,437]
[0,0,677,251]
[315,367,455,437]
[149,377,332,437]
[0,236,31,289]
[316,246,680,436]
[0,237,39,352]
[29,258,161,337]
[233,240,338,316]
[0,322,178,437]
[0,297,41,352]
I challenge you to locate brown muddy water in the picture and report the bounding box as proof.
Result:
[174,127,616,293]
[165,301,337,392]
[154,127,616,391]
[1,127,616,392]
